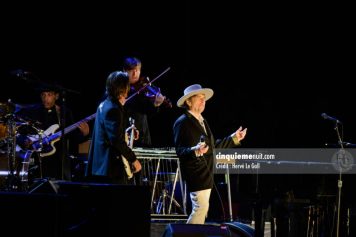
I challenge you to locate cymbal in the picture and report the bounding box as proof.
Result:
[1,101,37,114]
[13,103,37,113]
[0,102,15,117]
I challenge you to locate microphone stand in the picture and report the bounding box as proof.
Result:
[225,165,233,222]
[334,121,343,237]
[60,90,67,180]
[57,86,80,181]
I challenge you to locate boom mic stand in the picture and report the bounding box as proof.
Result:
[331,119,344,237]
[321,112,348,237]
[323,133,355,237]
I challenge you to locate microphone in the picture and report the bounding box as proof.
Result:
[200,135,206,147]
[325,142,356,148]
[196,135,207,158]
[321,113,342,124]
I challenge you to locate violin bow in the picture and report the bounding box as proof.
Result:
[126,67,171,102]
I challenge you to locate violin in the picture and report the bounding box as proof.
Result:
[133,76,172,108]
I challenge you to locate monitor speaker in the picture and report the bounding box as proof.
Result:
[161,223,230,237]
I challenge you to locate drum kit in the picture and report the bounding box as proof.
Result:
[0,100,44,191]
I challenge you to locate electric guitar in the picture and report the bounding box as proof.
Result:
[122,117,136,179]
[25,113,96,157]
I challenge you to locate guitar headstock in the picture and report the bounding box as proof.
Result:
[129,117,135,126]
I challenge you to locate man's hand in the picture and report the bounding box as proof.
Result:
[154,93,165,107]
[78,122,90,136]
[234,126,247,142]
[193,141,209,157]
[132,159,142,173]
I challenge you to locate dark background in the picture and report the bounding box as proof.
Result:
[1,1,355,228]
[1,2,354,148]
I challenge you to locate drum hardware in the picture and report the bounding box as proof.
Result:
[0,101,16,118]
[0,139,6,148]
[0,100,43,191]
[16,123,46,179]
[155,168,184,215]
[33,128,45,179]
[3,113,21,190]
[0,100,34,119]
[156,187,184,215]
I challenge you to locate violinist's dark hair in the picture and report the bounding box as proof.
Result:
[123,57,141,70]
[106,71,130,100]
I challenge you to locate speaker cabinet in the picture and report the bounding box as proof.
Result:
[0,182,151,237]
[57,181,151,236]
[224,222,255,237]
[161,223,254,237]
[162,223,230,237]
[0,192,61,237]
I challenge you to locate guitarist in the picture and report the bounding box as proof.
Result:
[86,71,142,184]
[17,84,90,181]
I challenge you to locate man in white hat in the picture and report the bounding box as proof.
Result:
[173,84,247,224]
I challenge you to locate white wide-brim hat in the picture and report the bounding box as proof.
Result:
[177,84,214,107]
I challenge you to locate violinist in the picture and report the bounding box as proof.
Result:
[123,57,167,147]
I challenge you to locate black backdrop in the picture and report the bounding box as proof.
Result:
[2,2,354,148]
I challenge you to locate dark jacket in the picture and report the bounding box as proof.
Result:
[86,98,137,180]
[173,111,238,192]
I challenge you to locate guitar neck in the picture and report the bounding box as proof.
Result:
[129,127,134,149]
[128,118,135,149]
[53,113,96,138]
